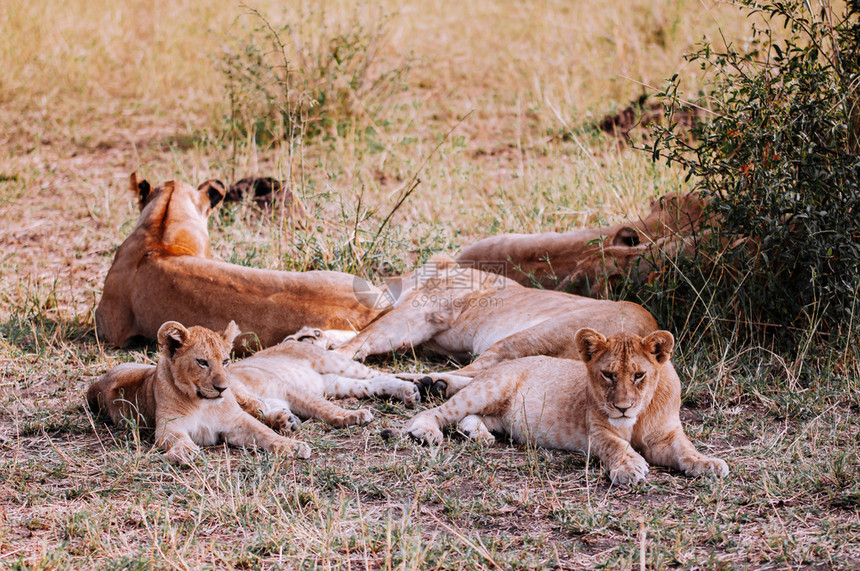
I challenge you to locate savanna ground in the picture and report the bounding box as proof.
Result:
[0,0,858,568]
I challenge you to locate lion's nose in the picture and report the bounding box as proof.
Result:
[614,403,632,413]
[213,384,227,394]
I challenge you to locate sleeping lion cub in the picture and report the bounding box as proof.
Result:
[229,334,420,430]
[403,328,728,485]
[87,321,310,464]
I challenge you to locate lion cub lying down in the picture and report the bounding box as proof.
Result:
[87,321,310,464]
[87,322,421,463]
[229,335,421,430]
[402,328,728,485]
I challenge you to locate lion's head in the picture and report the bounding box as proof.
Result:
[128,172,226,258]
[575,328,674,428]
[131,172,225,215]
[156,320,241,400]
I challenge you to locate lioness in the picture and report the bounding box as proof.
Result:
[456,193,710,295]
[95,173,383,349]
[335,256,657,396]
[229,339,421,430]
[402,328,729,485]
[87,321,310,464]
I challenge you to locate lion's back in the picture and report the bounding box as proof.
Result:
[86,363,156,426]
[228,341,347,400]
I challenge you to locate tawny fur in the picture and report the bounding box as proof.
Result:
[229,340,420,430]
[403,328,729,485]
[95,173,384,350]
[86,321,310,464]
[335,255,658,396]
[457,193,712,295]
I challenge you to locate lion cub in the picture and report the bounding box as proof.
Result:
[230,336,420,430]
[87,321,310,464]
[404,328,728,485]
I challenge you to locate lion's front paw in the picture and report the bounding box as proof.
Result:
[406,415,444,446]
[464,427,495,445]
[266,410,302,434]
[294,441,312,459]
[337,408,374,427]
[459,416,495,444]
[609,453,649,486]
[685,456,729,478]
[283,327,323,344]
[166,442,201,465]
[398,383,421,408]
[272,437,312,459]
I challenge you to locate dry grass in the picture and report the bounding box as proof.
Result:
[1,0,858,568]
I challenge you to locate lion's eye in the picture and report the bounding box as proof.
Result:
[222,359,230,367]
[196,359,208,368]
[633,372,645,382]
[602,371,616,383]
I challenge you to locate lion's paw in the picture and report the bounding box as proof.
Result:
[267,410,302,434]
[272,437,311,459]
[459,416,495,444]
[609,454,649,486]
[410,376,448,400]
[397,383,421,408]
[295,442,312,459]
[685,456,729,478]
[282,326,323,344]
[406,416,444,446]
[342,408,374,426]
[465,427,495,445]
[166,442,201,465]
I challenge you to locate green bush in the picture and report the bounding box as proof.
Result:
[643,0,860,349]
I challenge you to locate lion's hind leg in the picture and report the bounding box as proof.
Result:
[322,374,420,408]
[453,319,569,378]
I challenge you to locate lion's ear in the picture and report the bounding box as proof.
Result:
[157,321,188,358]
[222,320,241,348]
[575,328,606,363]
[130,172,152,211]
[612,226,640,248]
[642,330,674,364]
[198,179,226,209]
